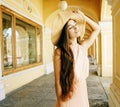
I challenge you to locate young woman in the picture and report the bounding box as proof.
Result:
[52,9,100,107]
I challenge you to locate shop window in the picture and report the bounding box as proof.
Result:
[2,13,13,69]
[16,19,36,66]
[1,7,43,76]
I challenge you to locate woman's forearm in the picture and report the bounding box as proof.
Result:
[81,15,100,49]
[84,15,100,32]
[55,81,62,100]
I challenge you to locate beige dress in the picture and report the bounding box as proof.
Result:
[55,44,90,107]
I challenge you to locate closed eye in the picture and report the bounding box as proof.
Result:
[67,23,78,30]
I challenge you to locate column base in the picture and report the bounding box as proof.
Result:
[0,80,5,101]
[45,62,54,75]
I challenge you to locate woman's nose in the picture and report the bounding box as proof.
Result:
[74,25,78,30]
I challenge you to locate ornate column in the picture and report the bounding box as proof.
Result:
[109,0,120,106]
[44,27,54,74]
[99,21,112,76]
[100,0,112,76]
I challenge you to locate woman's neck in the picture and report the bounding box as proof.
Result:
[70,38,77,46]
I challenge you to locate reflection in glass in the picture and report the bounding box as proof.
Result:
[2,13,13,69]
[16,19,36,67]
[37,28,41,62]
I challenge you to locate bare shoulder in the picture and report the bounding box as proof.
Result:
[54,48,61,56]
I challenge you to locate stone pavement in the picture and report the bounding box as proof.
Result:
[0,71,112,107]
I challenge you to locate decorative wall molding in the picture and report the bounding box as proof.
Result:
[101,0,112,21]
[114,8,120,81]
[0,0,43,25]
[23,0,32,13]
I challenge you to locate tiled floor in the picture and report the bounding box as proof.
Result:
[0,71,112,107]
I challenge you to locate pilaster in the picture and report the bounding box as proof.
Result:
[109,0,120,106]
[99,21,112,77]
[99,0,112,77]
[0,0,5,100]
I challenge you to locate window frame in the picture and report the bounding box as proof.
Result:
[1,6,43,76]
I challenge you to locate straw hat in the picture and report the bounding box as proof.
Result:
[51,9,86,46]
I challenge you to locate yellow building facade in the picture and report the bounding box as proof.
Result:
[0,0,117,106]
[109,0,120,107]
[0,0,46,100]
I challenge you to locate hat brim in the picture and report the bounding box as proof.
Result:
[51,8,86,46]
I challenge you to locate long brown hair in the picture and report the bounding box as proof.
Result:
[57,20,74,100]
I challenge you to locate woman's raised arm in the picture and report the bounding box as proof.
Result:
[81,15,100,50]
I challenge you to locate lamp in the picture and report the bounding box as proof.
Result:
[58,0,68,10]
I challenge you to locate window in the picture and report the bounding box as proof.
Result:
[16,19,36,66]
[2,13,13,70]
[1,7,43,76]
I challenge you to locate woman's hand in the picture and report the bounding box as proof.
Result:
[72,8,85,16]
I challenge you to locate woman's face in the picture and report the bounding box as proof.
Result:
[67,19,80,40]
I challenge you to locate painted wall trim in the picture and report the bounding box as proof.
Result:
[0,0,43,25]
